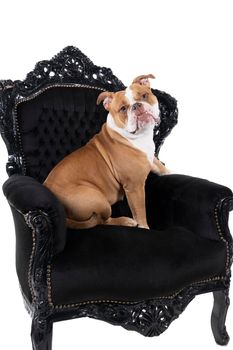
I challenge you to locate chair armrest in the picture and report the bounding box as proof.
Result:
[2,174,67,255]
[145,173,233,241]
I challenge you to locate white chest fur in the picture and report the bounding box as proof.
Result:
[107,114,155,164]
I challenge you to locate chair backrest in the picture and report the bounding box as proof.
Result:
[0,46,178,183]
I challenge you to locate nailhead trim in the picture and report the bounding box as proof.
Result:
[47,264,54,307]
[14,83,105,109]
[28,230,36,303]
[54,299,139,309]
[53,276,225,310]
[214,205,230,270]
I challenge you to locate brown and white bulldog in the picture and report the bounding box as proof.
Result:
[43,74,170,229]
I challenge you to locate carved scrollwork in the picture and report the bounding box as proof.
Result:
[217,197,233,242]
[0,81,15,150]
[0,80,14,129]
[24,210,53,302]
[0,79,15,91]
[53,299,187,337]
[152,88,178,155]
[24,210,54,348]
[14,46,125,96]
[52,278,229,337]
[0,80,24,175]
[214,197,233,276]
[122,299,190,336]
[24,210,48,230]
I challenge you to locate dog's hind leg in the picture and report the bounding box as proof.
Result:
[66,213,103,229]
[60,186,112,229]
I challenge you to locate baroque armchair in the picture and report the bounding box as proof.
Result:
[0,46,232,350]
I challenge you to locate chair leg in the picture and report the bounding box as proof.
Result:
[31,316,53,350]
[211,290,230,345]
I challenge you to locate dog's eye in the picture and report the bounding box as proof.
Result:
[142,93,148,100]
[119,106,127,113]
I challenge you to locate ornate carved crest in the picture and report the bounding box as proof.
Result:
[14,46,126,96]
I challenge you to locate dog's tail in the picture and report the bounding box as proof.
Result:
[66,213,102,229]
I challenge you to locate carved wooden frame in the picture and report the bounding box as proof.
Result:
[0,46,232,349]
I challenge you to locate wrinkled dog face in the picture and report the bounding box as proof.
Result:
[124,82,160,133]
[97,74,160,134]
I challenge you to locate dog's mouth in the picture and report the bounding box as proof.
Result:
[129,113,160,134]
[129,127,138,134]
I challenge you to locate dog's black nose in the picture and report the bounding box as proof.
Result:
[132,102,142,110]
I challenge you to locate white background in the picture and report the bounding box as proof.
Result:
[0,0,232,349]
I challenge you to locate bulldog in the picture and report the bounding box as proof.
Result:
[43,74,170,229]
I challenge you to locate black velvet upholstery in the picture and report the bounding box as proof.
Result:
[51,225,226,305]
[16,86,107,183]
[3,172,231,306]
[145,173,233,240]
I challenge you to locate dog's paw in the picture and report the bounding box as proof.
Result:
[123,217,138,227]
[137,224,150,229]
[106,216,138,227]
[159,169,173,176]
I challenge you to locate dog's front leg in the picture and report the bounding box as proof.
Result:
[123,184,149,229]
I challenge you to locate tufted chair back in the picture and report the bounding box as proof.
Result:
[16,85,107,183]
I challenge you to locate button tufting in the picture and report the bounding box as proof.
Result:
[44,149,51,156]
[33,128,39,137]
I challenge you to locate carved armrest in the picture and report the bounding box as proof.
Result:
[2,174,67,256]
[145,173,233,242]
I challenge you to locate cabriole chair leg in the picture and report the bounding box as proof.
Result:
[211,290,230,346]
[31,316,53,350]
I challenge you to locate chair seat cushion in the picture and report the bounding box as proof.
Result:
[50,225,226,306]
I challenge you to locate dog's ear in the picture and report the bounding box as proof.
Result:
[97,91,114,111]
[132,74,155,87]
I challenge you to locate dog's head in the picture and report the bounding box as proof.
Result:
[97,74,160,134]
